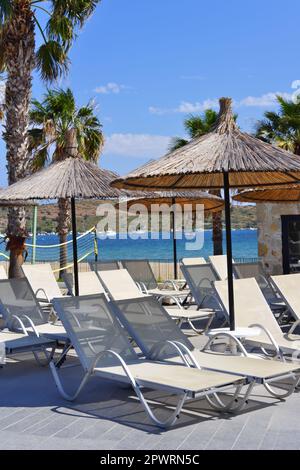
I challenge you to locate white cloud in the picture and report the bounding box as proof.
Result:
[238,92,293,107]
[94,82,126,94]
[149,99,219,115]
[103,133,171,159]
[149,91,295,115]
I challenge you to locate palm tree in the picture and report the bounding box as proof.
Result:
[29,87,104,274]
[0,0,100,277]
[170,110,224,254]
[256,96,300,155]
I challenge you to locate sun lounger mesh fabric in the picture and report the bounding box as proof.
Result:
[181,264,219,308]
[114,296,194,358]
[53,295,137,369]
[0,278,49,326]
[121,260,157,290]
[89,260,120,271]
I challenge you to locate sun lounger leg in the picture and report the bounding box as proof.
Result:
[226,382,255,413]
[133,385,187,428]
[205,383,243,412]
[33,344,56,367]
[263,374,300,399]
[187,313,214,334]
[49,360,92,401]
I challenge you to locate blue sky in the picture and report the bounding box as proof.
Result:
[1,0,300,186]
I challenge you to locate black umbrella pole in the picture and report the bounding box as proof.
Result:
[223,173,235,331]
[71,197,79,296]
[171,198,178,279]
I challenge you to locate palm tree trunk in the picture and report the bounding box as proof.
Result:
[210,190,223,255]
[56,128,78,276]
[57,198,71,275]
[3,1,35,278]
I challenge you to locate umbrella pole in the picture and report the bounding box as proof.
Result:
[171,198,178,279]
[71,197,79,296]
[223,172,235,331]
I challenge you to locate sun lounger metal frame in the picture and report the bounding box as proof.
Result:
[50,294,247,427]
[112,295,300,401]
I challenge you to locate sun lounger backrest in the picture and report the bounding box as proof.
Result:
[113,296,194,358]
[98,269,143,300]
[214,278,283,339]
[89,260,120,271]
[121,260,157,290]
[209,255,238,280]
[62,271,105,296]
[0,265,7,279]
[180,263,219,308]
[0,278,48,326]
[271,273,300,320]
[181,257,206,266]
[22,263,62,300]
[53,294,137,370]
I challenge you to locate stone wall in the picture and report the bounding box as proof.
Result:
[257,202,300,275]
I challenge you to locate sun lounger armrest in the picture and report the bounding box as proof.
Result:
[157,294,183,309]
[9,315,29,335]
[35,288,51,303]
[138,282,148,293]
[162,280,178,290]
[248,323,282,358]
[204,332,249,357]
[288,319,300,335]
[21,315,40,337]
[90,349,138,387]
[149,340,198,367]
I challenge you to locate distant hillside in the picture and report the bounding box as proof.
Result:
[0,202,257,234]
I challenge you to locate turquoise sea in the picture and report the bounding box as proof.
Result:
[3,228,258,263]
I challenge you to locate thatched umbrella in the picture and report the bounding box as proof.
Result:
[118,190,224,278]
[233,186,300,203]
[0,157,121,295]
[112,97,300,330]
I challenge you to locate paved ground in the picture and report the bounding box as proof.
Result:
[1,330,300,451]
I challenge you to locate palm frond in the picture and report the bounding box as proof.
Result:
[46,15,75,48]
[0,0,12,24]
[36,41,69,81]
[169,137,188,151]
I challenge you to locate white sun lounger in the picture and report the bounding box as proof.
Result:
[0,278,68,343]
[22,263,63,303]
[209,255,237,281]
[0,265,7,279]
[98,269,214,332]
[213,277,300,357]
[50,294,247,428]
[180,263,221,313]
[0,329,57,365]
[62,271,108,297]
[181,257,206,266]
[112,295,300,401]
[270,273,300,325]
[120,259,190,302]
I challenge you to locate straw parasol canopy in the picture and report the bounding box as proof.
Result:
[112,98,300,191]
[233,186,300,203]
[0,157,122,200]
[112,97,300,331]
[0,156,122,295]
[0,200,38,207]
[118,190,224,212]
[118,190,224,279]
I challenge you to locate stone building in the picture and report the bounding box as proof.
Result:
[257,202,300,275]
